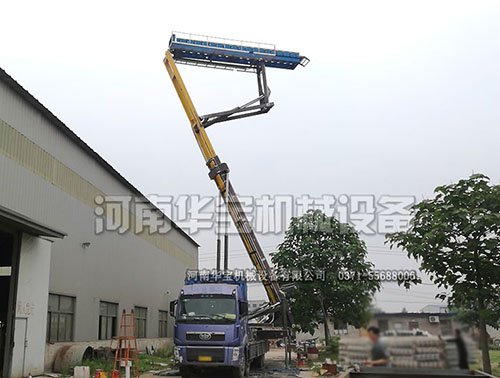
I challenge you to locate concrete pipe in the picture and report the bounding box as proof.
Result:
[54,344,94,373]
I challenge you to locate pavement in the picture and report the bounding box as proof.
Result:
[140,349,314,378]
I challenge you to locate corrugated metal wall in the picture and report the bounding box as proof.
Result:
[0,78,198,342]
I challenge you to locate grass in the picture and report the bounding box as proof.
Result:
[137,348,174,372]
[78,359,114,377]
[471,349,500,377]
[74,348,174,377]
[316,350,339,363]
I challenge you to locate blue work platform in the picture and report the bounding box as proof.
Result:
[169,32,309,70]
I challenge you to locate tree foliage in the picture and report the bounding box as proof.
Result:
[386,174,500,373]
[386,174,500,324]
[272,210,379,336]
[454,299,500,330]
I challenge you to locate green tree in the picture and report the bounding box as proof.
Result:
[386,174,500,374]
[272,210,379,341]
[454,299,500,335]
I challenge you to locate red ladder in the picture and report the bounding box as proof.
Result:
[112,310,140,378]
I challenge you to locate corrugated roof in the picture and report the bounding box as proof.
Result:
[0,67,199,247]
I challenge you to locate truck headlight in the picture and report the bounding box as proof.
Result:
[232,347,240,361]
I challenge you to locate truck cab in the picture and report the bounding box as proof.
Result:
[170,276,266,378]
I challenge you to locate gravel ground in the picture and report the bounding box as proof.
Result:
[141,349,313,378]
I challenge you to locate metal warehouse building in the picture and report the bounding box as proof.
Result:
[0,68,198,378]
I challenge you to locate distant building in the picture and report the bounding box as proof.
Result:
[369,312,463,336]
[420,304,449,313]
[296,320,357,342]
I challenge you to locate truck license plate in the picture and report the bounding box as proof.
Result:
[198,356,212,362]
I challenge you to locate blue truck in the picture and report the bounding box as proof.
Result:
[170,276,269,378]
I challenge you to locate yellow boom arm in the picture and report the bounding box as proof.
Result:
[164,51,281,305]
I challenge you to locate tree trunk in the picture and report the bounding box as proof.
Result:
[323,314,330,344]
[474,248,491,374]
[474,249,491,374]
[320,300,330,343]
[478,300,491,373]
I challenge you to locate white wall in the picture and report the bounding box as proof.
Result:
[0,70,198,375]
[488,326,500,341]
[11,234,51,378]
[0,77,198,345]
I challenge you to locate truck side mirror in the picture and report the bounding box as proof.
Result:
[170,300,178,318]
[239,301,248,317]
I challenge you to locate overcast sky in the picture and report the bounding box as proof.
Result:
[2,0,499,311]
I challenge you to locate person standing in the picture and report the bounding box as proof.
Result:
[454,329,469,370]
[363,326,389,367]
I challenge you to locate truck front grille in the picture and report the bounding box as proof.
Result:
[186,332,225,342]
[186,347,225,363]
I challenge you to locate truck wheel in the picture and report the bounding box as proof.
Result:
[179,366,192,378]
[232,354,249,378]
[245,356,250,377]
[254,354,265,369]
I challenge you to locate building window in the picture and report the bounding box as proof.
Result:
[47,294,75,342]
[440,319,453,336]
[159,310,168,337]
[378,319,388,332]
[409,321,419,330]
[99,301,118,340]
[134,306,147,338]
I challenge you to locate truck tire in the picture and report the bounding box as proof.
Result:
[253,354,265,369]
[232,353,249,378]
[179,366,192,378]
[245,358,250,377]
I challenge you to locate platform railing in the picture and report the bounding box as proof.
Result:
[172,31,278,56]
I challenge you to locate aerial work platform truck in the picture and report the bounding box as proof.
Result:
[164,33,307,377]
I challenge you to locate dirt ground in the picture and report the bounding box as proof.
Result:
[140,349,313,378]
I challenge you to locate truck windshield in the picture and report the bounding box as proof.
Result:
[178,294,236,323]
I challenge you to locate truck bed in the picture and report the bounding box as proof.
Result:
[248,339,269,361]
